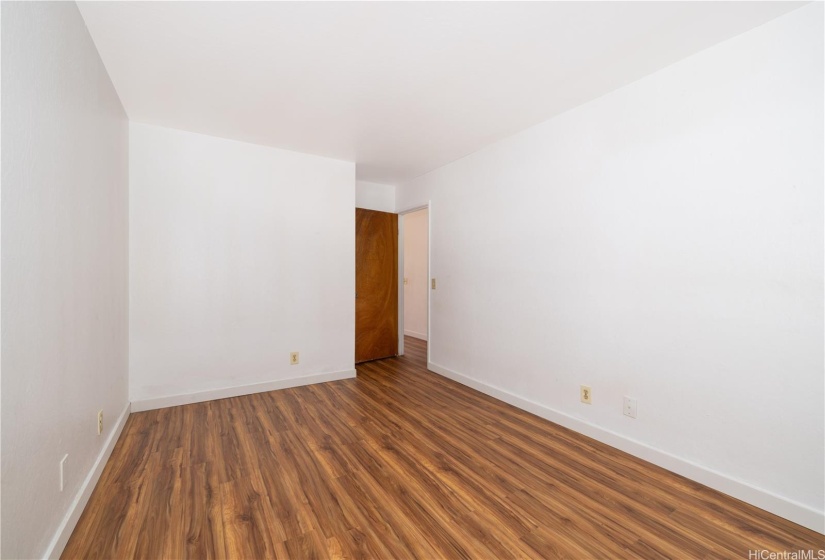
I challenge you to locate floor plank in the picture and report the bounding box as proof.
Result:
[62,337,824,559]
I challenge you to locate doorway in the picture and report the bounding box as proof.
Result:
[397,206,430,358]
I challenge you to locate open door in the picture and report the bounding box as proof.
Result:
[355,208,398,363]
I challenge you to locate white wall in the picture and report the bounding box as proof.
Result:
[129,123,356,409]
[1,3,130,558]
[403,209,429,340]
[356,180,396,213]
[397,4,824,531]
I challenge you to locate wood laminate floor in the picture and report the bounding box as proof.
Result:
[63,337,824,559]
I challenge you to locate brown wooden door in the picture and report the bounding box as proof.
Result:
[355,208,398,363]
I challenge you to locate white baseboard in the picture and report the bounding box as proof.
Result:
[43,401,131,559]
[404,330,428,341]
[427,361,825,534]
[131,369,357,412]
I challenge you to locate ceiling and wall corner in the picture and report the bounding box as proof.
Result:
[356,181,396,213]
[75,1,806,184]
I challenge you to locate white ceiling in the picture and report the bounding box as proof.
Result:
[77,1,803,184]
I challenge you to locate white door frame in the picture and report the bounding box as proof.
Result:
[396,202,431,360]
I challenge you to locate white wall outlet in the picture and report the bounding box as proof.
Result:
[97,410,103,435]
[290,352,299,365]
[624,396,637,418]
[59,454,68,491]
[580,385,592,404]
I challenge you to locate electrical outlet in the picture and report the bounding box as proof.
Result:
[431,278,436,289]
[59,454,68,491]
[580,385,592,404]
[290,352,299,365]
[97,410,103,435]
[623,396,637,418]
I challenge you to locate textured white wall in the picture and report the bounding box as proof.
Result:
[397,4,824,530]
[356,180,396,213]
[403,209,429,340]
[1,3,130,558]
[129,123,356,407]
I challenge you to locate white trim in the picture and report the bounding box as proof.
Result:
[130,369,357,412]
[404,330,428,341]
[43,401,132,559]
[427,361,825,534]
[426,200,431,366]
[398,214,405,356]
[396,202,431,360]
